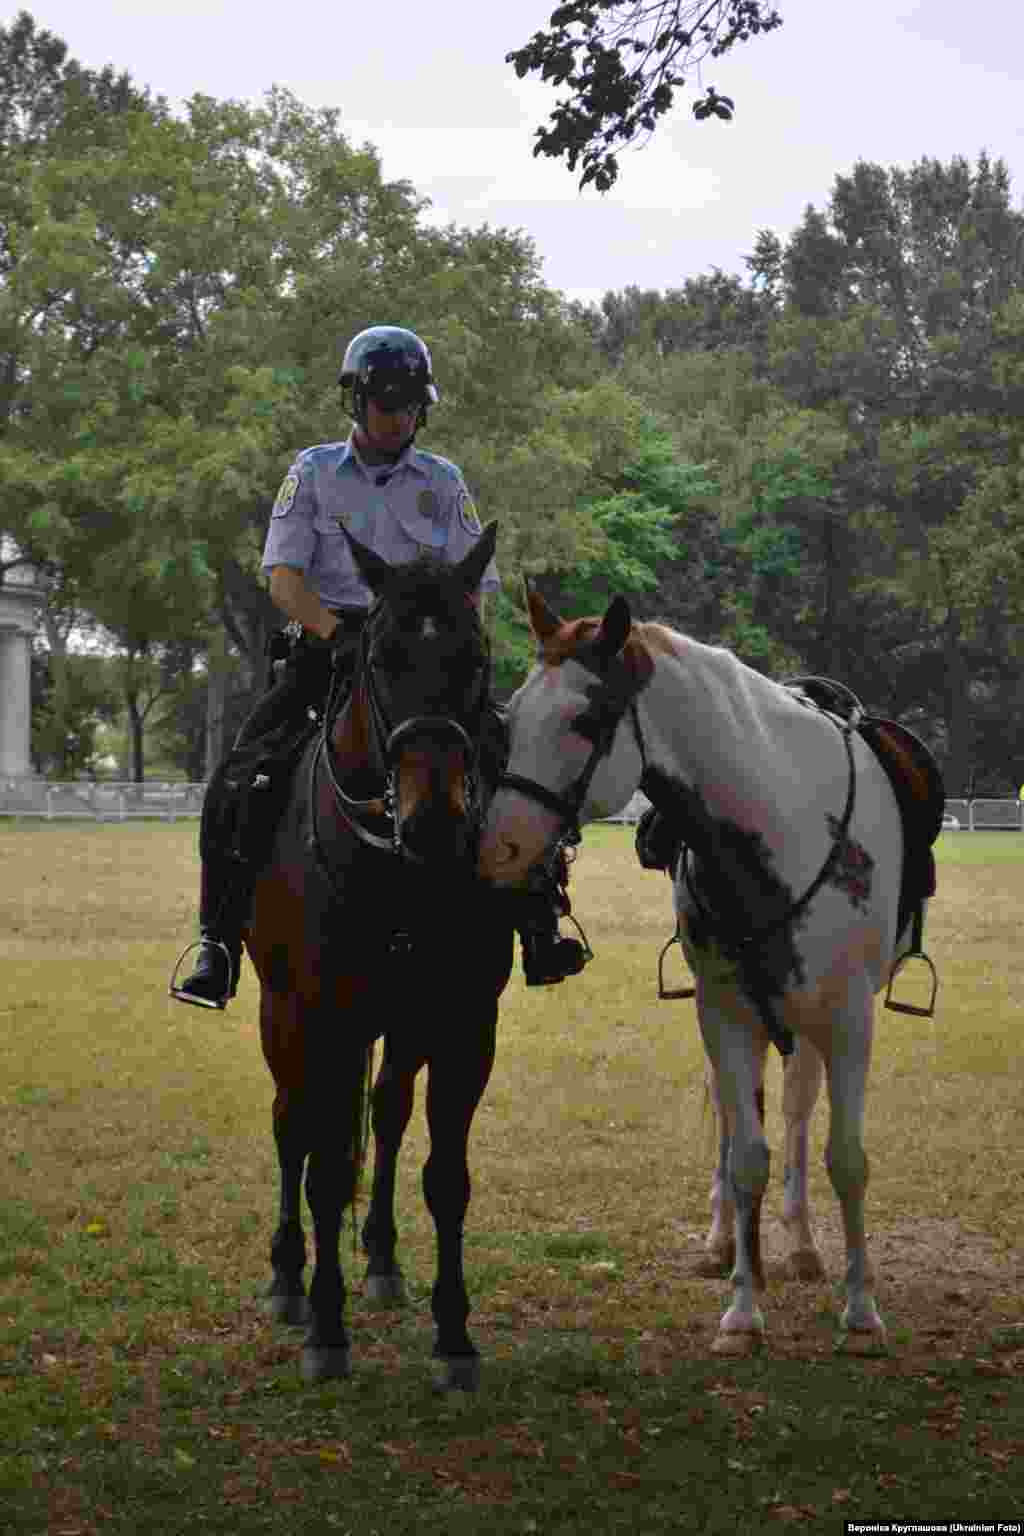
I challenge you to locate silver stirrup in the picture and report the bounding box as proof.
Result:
[168,939,234,1010]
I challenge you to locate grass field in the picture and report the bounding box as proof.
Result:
[1,822,1023,1533]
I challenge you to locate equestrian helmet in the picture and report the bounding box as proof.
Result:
[339,326,439,424]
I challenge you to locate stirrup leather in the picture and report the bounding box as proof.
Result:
[168,938,235,1011]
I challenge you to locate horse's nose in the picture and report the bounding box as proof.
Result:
[402,805,470,865]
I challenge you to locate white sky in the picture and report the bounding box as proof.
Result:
[7,0,1024,305]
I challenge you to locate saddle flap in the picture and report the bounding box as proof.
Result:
[859,718,946,849]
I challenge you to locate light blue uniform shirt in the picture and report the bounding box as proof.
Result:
[261,435,500,609]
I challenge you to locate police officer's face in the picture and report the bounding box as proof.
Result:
[361,397,419,454]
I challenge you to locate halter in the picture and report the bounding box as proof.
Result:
[310,596,487,880]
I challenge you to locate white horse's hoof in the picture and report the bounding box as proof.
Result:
[365,1272,407,1307]
[786,1248,826,1282]
[836,1327,888,1357]
[300,1345,352,1383]
[713,1329,763,1356]
[431,1354,481,1393]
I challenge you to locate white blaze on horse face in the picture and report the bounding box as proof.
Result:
[479,659,639,886]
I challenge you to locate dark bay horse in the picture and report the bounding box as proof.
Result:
[242,522,513,1390]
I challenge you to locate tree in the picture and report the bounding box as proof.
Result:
[734,155,1024,789]
[507,0,783,190]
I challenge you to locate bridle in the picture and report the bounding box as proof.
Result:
[498,657,649,853]
[310,596,488,876]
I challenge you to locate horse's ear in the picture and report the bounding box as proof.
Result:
[525,580,563,641]
[340,524,394,596]
[455,519,498,596]
[595,594,632,663]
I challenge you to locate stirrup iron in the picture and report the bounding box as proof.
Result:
[884,903,938,1018]
[658,929,695,1001]
[168,938,234,1011]
[884,949,938,1017]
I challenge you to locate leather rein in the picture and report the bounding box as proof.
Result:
[308,602,486,880]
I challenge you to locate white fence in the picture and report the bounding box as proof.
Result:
[0,780,206,820]
[0,780,1021,828]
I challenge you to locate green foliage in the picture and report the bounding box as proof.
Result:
[561,424,713,612]
[507,1,782,191]
[30,648,120,778]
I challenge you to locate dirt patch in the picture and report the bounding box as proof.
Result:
[665,1209,1024,1366]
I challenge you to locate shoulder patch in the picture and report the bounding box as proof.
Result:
[272,473,300,518]
[458,490,481,534]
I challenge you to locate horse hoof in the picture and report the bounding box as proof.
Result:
[694,1249,734,1279]
[786,1248,826,1283]
[300,1345,352,1383]
[712,1329,764,1357]
[263,1291,312,1327]
[836,1327,888,1357]
[365,1272,407,1307]
[431,1354,481,1393]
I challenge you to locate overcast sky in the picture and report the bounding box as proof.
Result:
[8,1,1024,305]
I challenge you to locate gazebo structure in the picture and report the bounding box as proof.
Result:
[0,536,48,779]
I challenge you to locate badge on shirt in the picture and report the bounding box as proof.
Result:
[418,489,441,524]
[458,491,481,534]
[272,473,299,518]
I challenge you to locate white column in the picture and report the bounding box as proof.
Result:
[0,548,47,780]
[0,621,33,777]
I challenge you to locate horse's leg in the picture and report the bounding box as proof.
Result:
[264,1087,312,1326]
[362,1037,423,1306]
[257,987,312,1326]
[696,1050,766,1277]
[823,976,887,1354]
[300,1064,364,1384]
[697,1056,734,1276]
[781,1037,827,1281]
[699,990,770,1356]
[421,1005,497,1393]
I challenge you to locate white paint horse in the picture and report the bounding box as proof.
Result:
[480,589,933,1356]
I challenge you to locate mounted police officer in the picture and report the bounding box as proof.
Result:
[170,325,587,1009]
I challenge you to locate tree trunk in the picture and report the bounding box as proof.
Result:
[125,691,145,783]
[942,606,971,796]
[205,626,228,778]
[40,610,72,778]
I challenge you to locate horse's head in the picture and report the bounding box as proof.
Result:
[340,521,496,866]
[478,586,652,887]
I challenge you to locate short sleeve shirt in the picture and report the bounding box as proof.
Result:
[261,435,500,609]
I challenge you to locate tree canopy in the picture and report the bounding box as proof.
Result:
[507,0,783,190]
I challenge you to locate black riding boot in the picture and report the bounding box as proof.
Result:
[169,857,244,1010]
[516,852,590,986]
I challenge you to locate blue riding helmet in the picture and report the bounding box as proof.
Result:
[339,326,439,427]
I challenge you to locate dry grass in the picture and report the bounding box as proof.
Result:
[1,822,1023,1532]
